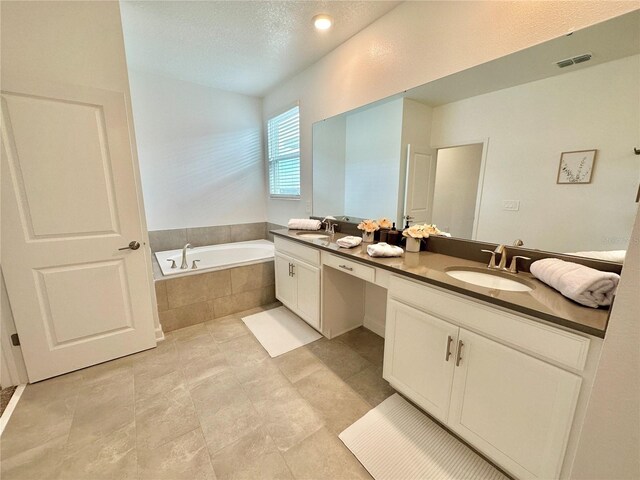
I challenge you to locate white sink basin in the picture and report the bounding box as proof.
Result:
[296,232,330,240]
[446,268,533,292]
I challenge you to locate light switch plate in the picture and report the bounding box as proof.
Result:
[305,201,312,213]
[503,200,520,211]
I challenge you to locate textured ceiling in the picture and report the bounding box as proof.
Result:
[120,1,400,97]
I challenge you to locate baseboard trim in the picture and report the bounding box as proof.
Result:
[155,326,165,342]
[0,384,25,436]
[363,314,385,338]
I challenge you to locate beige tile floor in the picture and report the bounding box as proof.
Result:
[0,304,396,480]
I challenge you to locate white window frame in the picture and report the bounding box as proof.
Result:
[266,104,301,199]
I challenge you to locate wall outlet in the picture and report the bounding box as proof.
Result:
[305,201,312,213]
[502,200,520,211]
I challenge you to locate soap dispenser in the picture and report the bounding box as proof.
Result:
[387,222,400,246]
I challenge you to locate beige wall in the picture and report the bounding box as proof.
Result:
[263,2,640,477]
[570,211,640,479]
[127,70,266,231]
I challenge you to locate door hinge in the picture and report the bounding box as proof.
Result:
[10,333,20,346]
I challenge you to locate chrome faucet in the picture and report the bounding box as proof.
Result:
[513,239,524,247]
[322,217,337,234]
[180,243,192,269]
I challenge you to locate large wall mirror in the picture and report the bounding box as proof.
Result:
[312,11,639,262]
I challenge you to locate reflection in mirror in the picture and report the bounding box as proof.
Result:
[312,11,640,262]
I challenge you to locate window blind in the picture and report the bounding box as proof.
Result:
[267,106,300,197]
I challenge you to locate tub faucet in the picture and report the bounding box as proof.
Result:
[180,243,192,269]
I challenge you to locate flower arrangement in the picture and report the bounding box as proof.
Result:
[378,217,393,230]
[357,219,380,233]
[402,223,443,239]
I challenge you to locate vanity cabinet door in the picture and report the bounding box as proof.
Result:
[275,252,297,310]
[448,328,582,480]
[383,299,459,423]
[294,261,320,330]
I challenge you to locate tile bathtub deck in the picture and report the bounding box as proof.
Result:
[0,304,395,480]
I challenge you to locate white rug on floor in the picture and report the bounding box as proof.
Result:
[241,306,322,357]
[340,393,508,480]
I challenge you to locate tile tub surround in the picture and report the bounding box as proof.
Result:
[155,261,276,332]
[0,309,392,480]
[149,222,274,253]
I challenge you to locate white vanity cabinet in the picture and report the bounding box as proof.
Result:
[384,300,458,422]
[274,237,320,330]
[384,275,587,480]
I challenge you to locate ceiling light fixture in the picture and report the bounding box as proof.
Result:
[313,14,333,30]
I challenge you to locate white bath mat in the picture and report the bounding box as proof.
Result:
[340,393,508,480]
[241,306,322,357]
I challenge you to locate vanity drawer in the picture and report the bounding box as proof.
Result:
[389,275,590,371]
[323,253,375,283]
[274,237,320,266]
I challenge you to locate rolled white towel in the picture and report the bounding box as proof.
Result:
[567,250,626,263]
[288,218,321,231]
[367,242,404,258]
[336,236,362,249]
[530,258,620,308]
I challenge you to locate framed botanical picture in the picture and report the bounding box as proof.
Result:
[557,149,597,184]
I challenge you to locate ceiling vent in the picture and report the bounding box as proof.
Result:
[556,53,593,68]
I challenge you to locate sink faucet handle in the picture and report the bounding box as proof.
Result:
[191,259,200,270]
[508,255,531,274]
[481,249,498,269]
[167,259,177,269]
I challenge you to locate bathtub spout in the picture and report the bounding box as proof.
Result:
[180,243,192,269]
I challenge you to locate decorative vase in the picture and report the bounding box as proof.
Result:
[405,237,421,252]
[362,231,375,243]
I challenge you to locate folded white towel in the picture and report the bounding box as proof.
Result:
[567,250,626,263]
[530,258,620,308]
[336,236,362,249]
[288,219,321,231]
[367,242,404,258]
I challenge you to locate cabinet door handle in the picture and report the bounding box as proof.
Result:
[338,264,353,271]
[445,335,453,361]
[288,263,292,276]
[455,340,464,367]
[291,264,295,277]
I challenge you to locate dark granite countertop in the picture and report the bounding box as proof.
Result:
[272,229,609,338]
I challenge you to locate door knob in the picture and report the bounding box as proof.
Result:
[119,241,141,251]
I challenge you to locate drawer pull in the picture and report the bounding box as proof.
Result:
[456,340,464,367]
[445,335,453,362]
[338,264,354,271]
[291,264,295,277]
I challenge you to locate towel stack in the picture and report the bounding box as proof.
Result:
[367,242,403,258]
[288,219,321,231]
[529,258,620,308]
[336,236,362,249]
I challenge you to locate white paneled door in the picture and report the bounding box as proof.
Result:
[403,144,434,224]
[1,78,156,382]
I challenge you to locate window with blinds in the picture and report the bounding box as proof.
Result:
[267,105,300,197]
